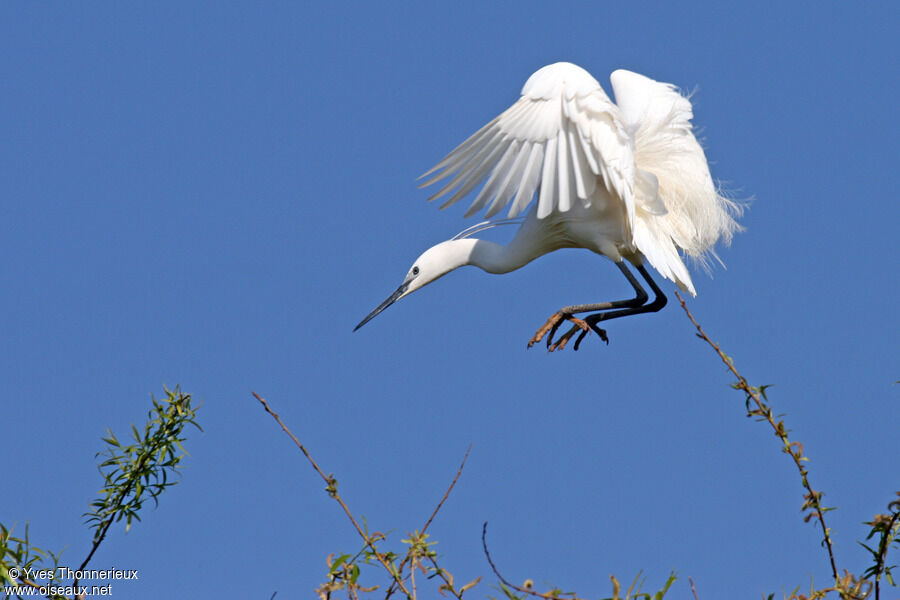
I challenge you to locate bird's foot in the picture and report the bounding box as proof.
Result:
[527,312,610,352]
[563,320,609,351]
[527,312,592,352]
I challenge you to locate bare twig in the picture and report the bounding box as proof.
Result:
[674,293,839,582]
[689,576,699,600]
[252,392,411,598]
[384,445,472,599]
[481,522,586,600]
[423,445,471,535]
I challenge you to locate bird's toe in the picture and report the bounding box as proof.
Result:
[527,312,564,349]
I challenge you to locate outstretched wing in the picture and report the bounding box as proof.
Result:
[419,63,636,226]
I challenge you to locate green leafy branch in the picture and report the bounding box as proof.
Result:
[860,493,900,600]
[0,523,67,599]
[1,386,200,600]
[77,386,200,590]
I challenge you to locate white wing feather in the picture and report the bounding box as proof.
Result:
[418,64,742,297]
[609,69,742,261]
[420,63,636,228]
[608,69,743,294]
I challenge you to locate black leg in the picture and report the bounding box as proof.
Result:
[529,261,652,350]
[585,263,667,322]
[546,261,652,346]
[566,264,667,350]
[556,261,649,315]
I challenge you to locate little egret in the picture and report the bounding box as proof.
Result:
[355,62,741,351]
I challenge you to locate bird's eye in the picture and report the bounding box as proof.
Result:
[412,266,420,276]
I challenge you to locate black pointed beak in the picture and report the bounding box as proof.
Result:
[354,281,410,331]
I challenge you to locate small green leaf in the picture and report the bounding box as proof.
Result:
[329,554,350,574]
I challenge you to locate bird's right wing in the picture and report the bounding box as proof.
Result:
[419,63,636,227]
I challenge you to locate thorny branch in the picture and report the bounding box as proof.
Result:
[674,292,839,583]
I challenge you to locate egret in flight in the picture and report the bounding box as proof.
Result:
[355,62,741,351]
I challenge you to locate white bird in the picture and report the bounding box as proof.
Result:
[355,62,741,351]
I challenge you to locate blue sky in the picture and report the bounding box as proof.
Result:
[2,3,897,599]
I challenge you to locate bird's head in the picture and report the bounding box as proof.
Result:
[354,240,473,331]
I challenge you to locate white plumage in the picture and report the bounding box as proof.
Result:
[421,63,634,223]
[356,62,742,350]
[418,62,740,295]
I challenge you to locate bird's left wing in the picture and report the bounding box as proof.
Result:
[419,63,635,225]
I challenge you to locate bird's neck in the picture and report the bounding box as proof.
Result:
[451,237,541,275]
